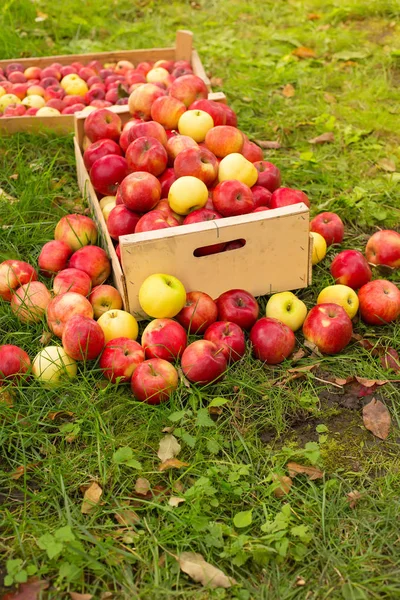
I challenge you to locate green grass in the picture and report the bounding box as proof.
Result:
[1,0,400,598]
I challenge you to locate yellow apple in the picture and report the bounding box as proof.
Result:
[32,346,77,385]
[139,273,186,318]
[310,231,327,265]
[317,284,359,319]
[218,153,258,186]
[97,309,138,343]
[64,78,88,96]
[0,86,6,98]
[266,291,308,331]
[60,73,82,89]
[36,107,61,116]
[79,105,97,114]
[0,94,22,113]
[177,109,214,142]
[168,176,208,215]
[102,200,117,222]
[99,196,116,210]
[22,95,46,109]
[146,67,170,84]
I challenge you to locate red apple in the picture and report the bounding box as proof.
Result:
[135,210,179,233]
[253,161,281,192]
[141,318,187,362]
[183,208,225,255]
[251,185,272,208]
[125,70,146,86]
[212,102,237,127]
[189,99,227,126]
[54,214,98,252]
[84,108,122,142]
[154,199,184,223]
[47,292,94,338]
[205,126,244,157]
[100,337,144,383]
[0,344,31,383]
[8,71,27,83]
[158,168,176,197]
[174,147,218,187]
[310,212,344,246]
[175,291,218,334]
[108,203,141,240]
[69,246,111,287]
[63,94,86,108]
[0,260,38,302]
[119,171,161,212]
[126,120,168,147]
[269,187,310,209]
[213,180,254,217]
[203,321,245,363]
[89,284,123,318]
[62,315,105,361]
[242,140,263,162]
[24,66,42,80]
[90,155,128,196]
[53,268,92,296]
[181,340,227,384]
[38,240,73,277]
[131,358,178,404]
[150,95,186,129]
[166,134,198,165]
[249,317,295,364]
[83,138,122,171]
[39,76,59,89]
[44,85,65,101]
[302,303,353,354]
[41,66,61,80]
[216,289,259,330]
[11,281,51,323]
[358,279,400,325]
[45,99,66,112]
[365,230,400,268]
[4,104,26,117]
[125,136,167,176]
[128,83,166,120]
[169,74,208,107]
[330,250,372,290]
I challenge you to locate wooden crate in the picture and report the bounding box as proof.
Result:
[0,30,212,135]
[75,107,312,318]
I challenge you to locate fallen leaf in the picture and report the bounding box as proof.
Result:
[377,158,396,172]
[178,552,237,589]
[287,462,324,480]
[134,477,150,496]
[346,490,362,509]
[70,594,93,600]
[324,92,337,103]
[272,474,293,498]
[39,331,52,345]
[114,509,139,526]
[0,188,18,203]
[317,24,330,31]
[274,363,319,387]
[282,83,295,98]
[292,46,317,59]
[303,340,323,356]
[307,12,321,20]
[81,482,103,514]
[210,77,223,87]
[47,410,74,421]
[2,579,49,600]
[159,458,189,471]
[9,174,19,180]
[157,434,181,462]
[308,132,335,144]
[35,11,48,22]
[0,389,14,407]
[168,496,186,507]
[291,348,306,362]
[10,463,38,480]
[177,366,191,388]
[355,377,387,388]
[296,576,306,586]
[363,398,391,440]
[254,140,281,149]
[162,426,174,433]
[380,348,400,372]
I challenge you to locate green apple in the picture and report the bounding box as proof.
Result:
[32,346,77,385]
[218,153,258,187]
[266,291,307,331]
[139,273,186,318]
[168,176,208,215]
[178,109,214,142]
[317,284,359,319]
[310,231,327,265]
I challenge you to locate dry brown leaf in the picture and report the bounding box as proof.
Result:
[114,509,140,526]
[168,496,186,507]
[309,132,335,144]
[254,139,282,149]
[303,340,323,356]
[355,377,388,388]
[292,46,317,59]
[274,363,319,387]
[0,188,18,203]
[177,366,191,388]
[157,434,181,462]
[210,77,223,87]
[377,158,396,172]
[162,426,174,433]
[363,398,391,440]
[282,83,295,98]
[81,481,103,514]
[317,24,330,31]
[174,480,185,493]
[272,474,293,498]
[307,12,321,20]
[2,579,49,600]
[9,173,19,180]
[380,348,400,372]
[324,92,337,103]
[39,331,52,345]
[134,477,151,496]
[0,389,14,407]
[347,490,362,509]
[296,576,307,586]
[291,348,307,362]
[47,410,74,421]
[35,11,48,21]
[287,462,324,480]
[159,459,189,472]
[69,594,93,600]
[178,552,237,589]
[10,463,38,480]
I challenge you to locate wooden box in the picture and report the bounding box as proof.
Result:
[75,108,312,318]
[0,30,211,135]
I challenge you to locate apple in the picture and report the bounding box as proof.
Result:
[166,133,198,165]
[100,337,144,383]
[62,103,87,115]
[61,314,105,361]
[218,153,258,187]
[330,250,372,290]
[0,94,22,113]
[252,161,281,192]
[83,138,122,171]
[358,279,400,325]
[203,321,245,363]
[131,358,178,404]
[249,317,295,364]
[11,281,51,323]
[107,205,141,239]
[119,171,161,212]
[27,85,45,97]
[150,95,186,129]
[146,66,170,85]
[183,208,225,255]
[213,180,254,217]
[189,99,227,127]
[181,340,227,384]
[90,155,128,196]
[154,199,183,223]
[252,206,270,213]
[45,99,66,112]
[46,292,93,337]
[174,147,218,187]
[177,109,214,142]
[310,232,327,265]
[169,74,208,107]
[125,136,167,176]
[303,303,353,354]
[266,291,307,331]
[141,318,187,362]
[269,187,310,209]
[317,284,359,319]
[135,210,179,233]
[38,240,73,277]
[89,284,123,318]
[0,260,38,302]
[22,95,45,109]
[97,309,139,343]
[63,94,85,108]
[310,212,344,246]
[53,268,92,297]
[365,230,400,268]
[32,346,77,385]
[216,289,259,330]
[251,185,272,208]
[69,245,111,287]
[158,168,177,197]
[139,273,186,318]
[54,214,97,253]
[126,120,168,147]
[241,139,263,162]
[99,195,116,211]
[83,107,122,142]
[154,59,175,72]
[4,103,26,117]
[205,126,244,157]
[64,77,89,96]
[35,106,61,116]
[0,345,31,382]
[175,291,218,334]
[168,176,208,215]
[128,83,166,119]
[44,85,65,101]
[102,200,117,223]
[24,66,42,80]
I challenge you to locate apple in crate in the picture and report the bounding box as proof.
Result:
[169,74,208,107]
[0,345,31,382]
[166,134,198,165]
[90,154,128,196]
[0,259,38,302]
[266,291,307,331]
[84,107,122,142]
[177,109,214,143]
[62,315,105,361]
[128,83,166,120]
[32,346,77,385]
[146,66,170,85]
[181,340,227,385]
[358,279,400,325]
[11,281,51,323]
[139,273,186,319]
[189,99,227,127]
[250,317,295,364]
[53,268,92,297]
[158,168,176,198]
[107,205,141,239]
[126,120,168,147]
[155,199,183,224]
[310,232,327,265]
[119,172,161,213]
[131,358,179,404]
[125,136,168,177]
[216,289,259,330]
[97,309,138,343]
[310,212,344,246]
[89,285,123,319]
[317,284,359,319]
[176,291,218,334]
[269,188,310,209]
[47,292,93,338]
[54,214,97,252]
[69,246,111,287]
[83,138,122,171]
[100,337,144,383]
[141,318,187,362]
[203,321,245,363]
[213,180,254,217]
[365,230,400,268]
[135,210,179,233]
[205,126,244,157]
[183,208,225,256]
[330,250,372,290]
[303,304,352,354]
[38,240,72,277]
[218,153,258,187]
[168,176,208,215]
[174,147,218,187]
[252,185,272,208]
[253,161,281,192]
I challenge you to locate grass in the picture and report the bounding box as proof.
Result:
[1,0,400,598]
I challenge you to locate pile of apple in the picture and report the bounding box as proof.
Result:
[0,57,200,117]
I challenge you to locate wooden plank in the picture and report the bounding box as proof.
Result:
[191,50,211,90]
[175,30,193,62]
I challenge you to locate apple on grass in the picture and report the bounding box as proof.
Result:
[89,285,123,319]
[181,340,227,385]
[69,246,111,287]
[213,180,254,217]
[53,268,92,297]
[100,337,144,383]
[47,292,94,338]
[0,345,31,382]
[62,315,105,361]
[174,147,218,187]
[131,358,179,404]
[310,212,344,246]
[83,107,122,142]
[365,230,400,269]
[330,250,372,290]
[90,154,128,196]
[303,303,353,354]
[119,171,161,213]
[358,279,400,325]
[97,309,138,343]
[0,259,38,302]
[176,291,218,334]
[265,292,307,331]
[216,289,259,330]
[218,153,258,187]
[54,214,97,252]
[205,126,244,158]
[317,284,359,319]
[141,318,187,362]
[32,346,77,385]
[249,317,296,364]
[269,188,310,209]
[11,281,51,323]
[38,240,72,277]
[203,321,245,363]
[310,232,327,265]
[168,176,208,215]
